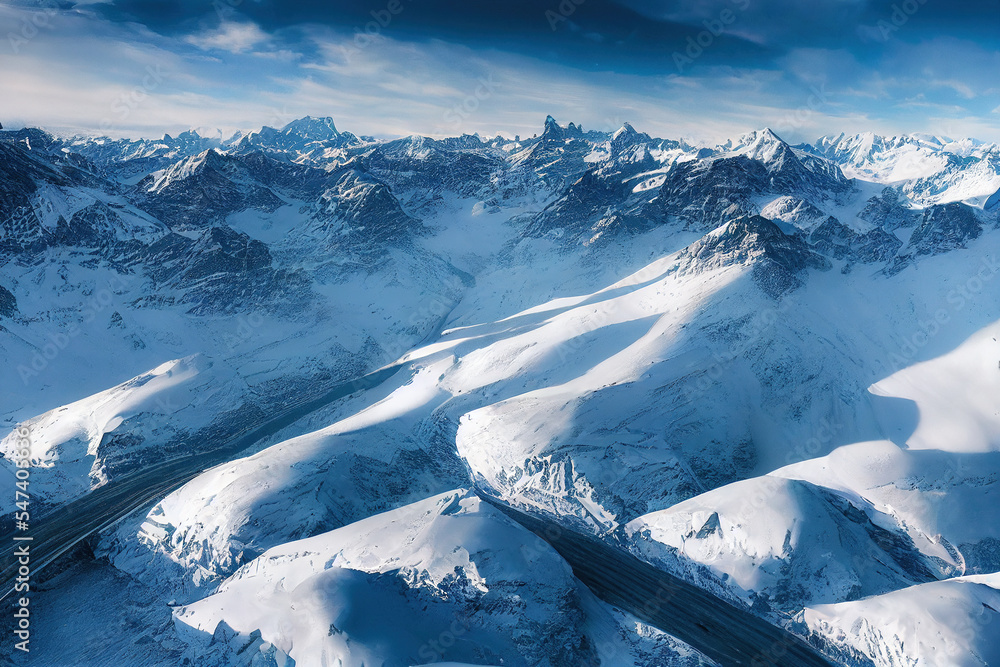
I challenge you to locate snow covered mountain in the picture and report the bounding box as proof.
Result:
[810,132,1000,209]
[2,117,999,666]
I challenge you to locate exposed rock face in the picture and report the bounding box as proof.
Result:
[809,216,902,263]
[908,202,983,256]
[137,150,286,229]
[0,284,16,318]
[308,166,424,249]
[859,187,916,230]
[680,215,830,296]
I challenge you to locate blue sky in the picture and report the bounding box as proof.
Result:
[1,0,998,143]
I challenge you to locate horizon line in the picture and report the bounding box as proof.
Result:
[2,117,996,149]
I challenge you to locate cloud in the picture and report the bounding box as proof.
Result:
[95,0,778,75]
[185,21,270,54]
[0,0,996,143]
[929,79,976,100]
[616,0,871,46]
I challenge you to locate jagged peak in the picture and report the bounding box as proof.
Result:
[608,123,657,160]
[140,147,231,192]
[717,128,790,157]
[159,129,203,143]
[538,115,571,143]
[815,131,888,152]
[822,131,848,146]
[535,115,595,145]
[279,116,340,140]
[164,148,229,178]
[247,125,281,140]
[718,128,799,168]
[197,147,226,162]
[741,127,786,147]
[759,127,783,141]
[612,122,638,141]
[812,132,998,168]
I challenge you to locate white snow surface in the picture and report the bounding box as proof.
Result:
[171,489,712,667]
[804,574,1000,667]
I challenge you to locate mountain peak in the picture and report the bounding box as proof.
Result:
[682,215,831,295]
[720,128,799,167]
[280,116,340,140]
[539,115,568,142]
[609,122,655,156]
[741,127,785,146]
[160,129,204,143]
[538,115,588,143]
[612,122,637,140]
[176,148,228,176]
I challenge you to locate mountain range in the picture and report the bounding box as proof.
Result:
[1,115,998,667]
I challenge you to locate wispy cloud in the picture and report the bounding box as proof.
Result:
[185,21,270,54]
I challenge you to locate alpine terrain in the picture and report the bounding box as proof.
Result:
[1,116,999,667]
